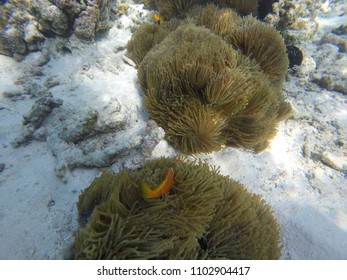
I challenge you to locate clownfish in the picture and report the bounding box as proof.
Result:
[151,12,164,25]
[141,167,174,199]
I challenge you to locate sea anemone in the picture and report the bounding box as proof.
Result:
[136,0,258,19]
[73,157,281,259]
[126,5,291,154]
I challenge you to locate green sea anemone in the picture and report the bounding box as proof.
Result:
[126,5,291,154]
[73,157,281,259]
[136,0,258,19]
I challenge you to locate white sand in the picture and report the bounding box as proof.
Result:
[0,3,346,259]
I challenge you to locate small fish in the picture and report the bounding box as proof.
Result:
[141,167,174,199]
[151,12,164,25]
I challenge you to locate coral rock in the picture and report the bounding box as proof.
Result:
[73,0,112,41]
[0,25,27,58]
[29,0,69,36]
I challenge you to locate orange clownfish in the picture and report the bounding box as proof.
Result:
[151,12,164,25]
[141,167,174,199]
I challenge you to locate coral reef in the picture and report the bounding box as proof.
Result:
[45,98,140,179]
[312,43,347,95]
[73,0,113,40]
[74,157,281,259]
[0,1,34,60]
[262,0,321,44]
[11,92,63,148]
[29,0,69,36]
[127,5,291,153]
[0,0,119,59]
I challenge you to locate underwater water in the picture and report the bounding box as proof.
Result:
[0,0,346,260]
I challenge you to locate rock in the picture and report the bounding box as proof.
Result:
[73,0,112,41]
[23,82,47,98]
[293,53,316,79]
[302,144,311,158]
[332,25,347,36]
[0,1,31,59]
[321,151,347,173]
[29,0,69,36]
[334,83,347,95]
[42,97,150,178]
[0,163,5,173]
[96,0,112,31]
[140,120,165,158]
[44,77,60,89]
[73,6,99,40]
[35,50,50,66]
[2,89,30,101]
[321,33,347,53]
[11,127,35,148]
[23,19,45,51]
[50,0,86,18]
[312,44,347,94]
[113,46,125,53]
[12,93,63,147]
[317,75,334,91]
[33,127,48,141]
[0,25,27,58]
[316,100,337,114]
[314,75,347,95]
[302,136,311,158]
[0,0,115,59]
[122,55,136,67]
[288,17,319,42]
[265,0,319,43]
[58,110,100,144]
[22,93,63,130]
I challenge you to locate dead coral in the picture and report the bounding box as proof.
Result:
[74,157,281,260]
[11,92,63,147]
